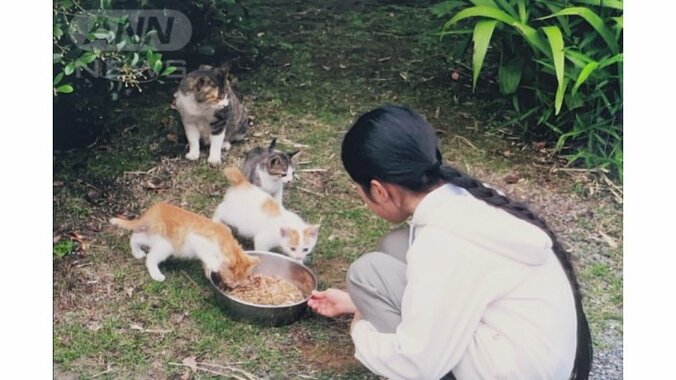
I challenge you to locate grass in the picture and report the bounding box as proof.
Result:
[53,0,623,378]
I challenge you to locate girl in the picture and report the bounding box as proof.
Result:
[307,105,592,379]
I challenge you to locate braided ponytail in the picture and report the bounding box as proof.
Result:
[433,163,592,379]
[342,104,592,380]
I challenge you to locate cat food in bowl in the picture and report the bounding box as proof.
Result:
[208,251,317,326]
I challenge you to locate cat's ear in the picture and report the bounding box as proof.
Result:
[306,224,320,238]
[280,227,289,238]
[268,138,277,151]
[288,150,301,160]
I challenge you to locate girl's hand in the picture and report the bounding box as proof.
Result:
[307,288,357,317]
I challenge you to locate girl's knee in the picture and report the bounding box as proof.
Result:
[347,252,386,287]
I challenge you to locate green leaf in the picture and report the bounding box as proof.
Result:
[161,66,177,77]
[54,25,64,40]
[554,77,569,115]
[498,58,522,94]
[54,73,64,86]
[572,61,599,94]
[79,52,97,65]
[64,63,75,75]
[471,20,498,91]
[56,84,74,94]
[131,52,139,67]
[599,53,623,69]
[571,0,623,10]
[517,0,527,22]
[538,7,619,54]
[443,6,548,55]
[612,16,623,30]
[542,25,565,91]
[493,0,518,19]
[153,59,163,74]
[469,0,499,7]
[53,53,63,64]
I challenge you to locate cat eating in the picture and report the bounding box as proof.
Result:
[213,167,320,264]
[110,202,260,287]
[173,65,249,166]
[241,138,300,203]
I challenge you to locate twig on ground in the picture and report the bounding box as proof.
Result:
[452,135,480,151]
[298,168,327,173]
[199,362,258,379]
[91,365,113,378]
[182,272,201,289]
[299,187,325,197]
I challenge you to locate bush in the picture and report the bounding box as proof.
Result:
[434,0,623,181]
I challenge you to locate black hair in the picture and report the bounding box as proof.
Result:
[341,104,592,380]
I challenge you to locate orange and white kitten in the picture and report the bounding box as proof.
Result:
[213,167,320,263]
[110,202,260,287]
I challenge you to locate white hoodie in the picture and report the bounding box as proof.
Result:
[350,184,577,380]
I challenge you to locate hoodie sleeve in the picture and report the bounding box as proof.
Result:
[350,226,505,380]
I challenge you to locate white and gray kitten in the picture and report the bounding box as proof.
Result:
[241,138,300,203]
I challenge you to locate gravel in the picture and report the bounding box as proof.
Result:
[589,328,623,379]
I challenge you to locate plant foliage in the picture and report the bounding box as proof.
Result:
[434,0,623,180]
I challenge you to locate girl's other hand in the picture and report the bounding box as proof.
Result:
[307,288,357,317]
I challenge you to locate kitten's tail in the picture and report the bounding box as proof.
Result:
[223,167,250,187]
[109,216,146,232]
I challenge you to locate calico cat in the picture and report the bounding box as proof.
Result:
[173,65,249,165]
[110,202,260,287]
[213,167,320,263]
[241,138,300,203]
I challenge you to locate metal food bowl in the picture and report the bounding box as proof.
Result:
[208,251,318,326]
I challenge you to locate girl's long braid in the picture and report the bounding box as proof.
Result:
[433,155,592,380]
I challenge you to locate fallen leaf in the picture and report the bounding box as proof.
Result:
[504,174,520,184]
[451,70,460,80]
[69,231,89,252]
[399,72,408,80]
[322,65,330,71]
[54,181,64,187]
[533,141,546,151]
[339,64,347,69]
[501,150,512,158]
[179,368,191,380]
[130,323,144,331]
[125,287,134,298]
[182,356,198,373]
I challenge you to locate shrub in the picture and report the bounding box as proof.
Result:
[434,0,623,181]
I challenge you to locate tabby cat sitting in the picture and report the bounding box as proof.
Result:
[173,65,249,165]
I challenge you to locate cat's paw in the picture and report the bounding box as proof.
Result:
[150,272,166,282]
[185,151,200,161]
[207,155,222,166]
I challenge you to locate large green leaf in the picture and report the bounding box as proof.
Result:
[498,58,522,94]
[472,20,498,91]
[554,76,569,116]
[543,26,565,90]
[444,6,548,54]
[538,7,619,54]
[542,26,566,114]
[572,61,599,94]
